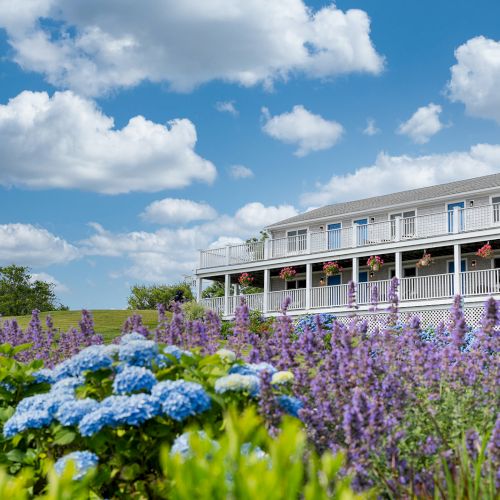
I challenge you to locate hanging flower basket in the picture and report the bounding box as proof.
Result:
[367,255,384,272]
[476,242,493,259]
[238,272,254,287]
[279,266,297,281]
[323,261,343,276]
[416,252,433,269]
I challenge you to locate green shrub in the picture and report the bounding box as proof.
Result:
[127,283,194,310]
[181,301,207,321]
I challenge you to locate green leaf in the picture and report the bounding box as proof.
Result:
[6,449,26,463]
[53,429,77,445]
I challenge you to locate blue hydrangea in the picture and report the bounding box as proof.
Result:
[55,398,100,427]
[152,380,211,420]
[55,451,99,480]
[78,394,160,436]
[240,442,268,461]
[120,332,148,343]
[170,431,219,458]
[51,377,84,394]
[112,366,157,394]
[229,362,277,377]
[54,346,114,379]
[295,313,337,335]
[3,409,52,438]
[214,374,260,396]
[278,395,303,419]
[32,368,57,384]
[118,339,158,367]
[164,345,193,361]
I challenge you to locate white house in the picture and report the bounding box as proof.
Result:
[195,173,500,326]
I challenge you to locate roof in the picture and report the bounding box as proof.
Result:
[267,172,500,229]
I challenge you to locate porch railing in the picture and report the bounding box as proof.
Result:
[199,203,500,269]
[200,269,500,315]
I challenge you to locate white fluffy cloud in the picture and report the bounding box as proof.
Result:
[363,117,380,136]
[215,101,238,116]
[397,103,444,144]
[0,224,79,267]
[30,272,69,293]
[0,1,383,95]
[141,198,218,224]
[300,143,500,206]
[262,105,344,156]
[448,36,500,123]
[0,90,216,194]
[82,202,297,281]
[229,165,254,179]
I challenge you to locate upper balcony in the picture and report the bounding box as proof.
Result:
[198,202,500,270]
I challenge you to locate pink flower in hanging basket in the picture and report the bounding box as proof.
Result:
[323,261,343,276]
[367,255,384,272]
[238,272,254,287]
[416,253,433,269]
[279,266,297,281]
[476,243,493,259]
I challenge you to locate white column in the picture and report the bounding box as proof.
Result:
[196,277,203,301]
[263,238,270,260]
[453,244,461,295]
[225,244,231,265]
[395,251,403,278]
[305,263,312,310]
[263,269,270,314]
[453,206,460,233]
[394,216,401,241]
[307,231,312,254]
[224,274,231,316]
[352,257,359,282]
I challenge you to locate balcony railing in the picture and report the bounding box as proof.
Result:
[200,269,500,315]
[199,203,500,269]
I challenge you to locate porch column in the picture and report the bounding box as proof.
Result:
[352,256,359,283]
[263,268,270,314]
[196,277,203,301]
[224,274,231,316]
[395,251,403,279]
[453,244,461,295]
[305,263,312,310]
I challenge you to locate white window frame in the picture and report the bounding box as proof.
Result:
[489,195,500,225]
[388,266,419,279]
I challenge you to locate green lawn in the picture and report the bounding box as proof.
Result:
[1,309,159,343]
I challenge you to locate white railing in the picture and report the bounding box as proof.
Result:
[202,269,500,315]
[267,289,306,312]
[199,203,500,268]
[399,273,453,301]
[201,297,225,315]
[357,279,391,305]
[310,284,349,308]
[461,268,500,296]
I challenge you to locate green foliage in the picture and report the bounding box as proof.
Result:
[127,282,194,310]
[201,281,224,299]
[181,301,207,321]
[0,265,66,316]
[162,408,366,500]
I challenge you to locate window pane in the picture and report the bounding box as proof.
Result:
[297,280,306,289]
[297,229,307,235]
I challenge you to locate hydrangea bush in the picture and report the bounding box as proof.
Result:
[0,283,498,498]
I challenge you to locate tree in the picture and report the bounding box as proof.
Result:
[0,265,66,316]
[201,281,225,299]
[127,282,194,310]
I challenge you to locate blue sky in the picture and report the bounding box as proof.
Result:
[1,0,500,309]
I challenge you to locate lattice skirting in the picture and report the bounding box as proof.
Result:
[328,305,486,330]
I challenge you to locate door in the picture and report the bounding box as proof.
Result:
[390,211,416,239]
[354,219,368,245]
[326,274,341,305]
[358,271,368,283]
[327,275,341,286]
[327,223,342,249]
[447,202,465,232]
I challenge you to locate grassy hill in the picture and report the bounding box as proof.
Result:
[1,309,159,343]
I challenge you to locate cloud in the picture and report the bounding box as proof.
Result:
[215,101,238,116]
[0,90,216,194]
[261,105,344,156]
[30,272,69,293]
[141,198,218,224]
[0,1,384,95]
[397,103,444,144]
[363,117,380,136]
[82,202,297,281]
[300,143,500,206]
[229,164,254,179]
[0,224,79,267]
[447,36,500,123]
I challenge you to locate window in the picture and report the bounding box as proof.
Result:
[390,267,416,278]
[287,229,307,252]
[285,279,306,290]
[390,211,416,238]
[494,257,500,269]
[493,196,500,223]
